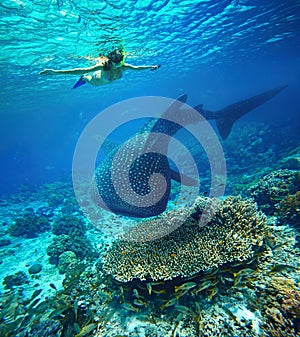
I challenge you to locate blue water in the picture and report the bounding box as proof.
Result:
[0,0,299,194]
[1,2,300,336]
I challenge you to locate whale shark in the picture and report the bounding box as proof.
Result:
[94,85,287,218]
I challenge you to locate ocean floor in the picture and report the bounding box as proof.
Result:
[0,144,299,337]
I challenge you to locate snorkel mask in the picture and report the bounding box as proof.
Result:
[108,49,125,67]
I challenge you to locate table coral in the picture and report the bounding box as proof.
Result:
[103,196,266,282]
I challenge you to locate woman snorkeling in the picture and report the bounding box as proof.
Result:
[39,49,161,89]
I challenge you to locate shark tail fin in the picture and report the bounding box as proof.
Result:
[216,84,288,140]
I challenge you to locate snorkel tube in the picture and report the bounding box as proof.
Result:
[120,49,126,66]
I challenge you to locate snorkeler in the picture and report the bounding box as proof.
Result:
[39,49,161,89]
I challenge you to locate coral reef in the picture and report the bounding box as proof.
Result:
[248,169,300,215]
[1,161,299,337]
[276,191,300,228]
[279,146,300,170]
[259,276,300,336]
[47,234,72,263]
[8,208,50,238]
[223,123,276,173]
[103,196,266,282]
[47,216,96,265]
[26,319,63,337]
[52,215,86,237]
[58,250,78,274]
[3,271,29,289]
[197,306,259,337]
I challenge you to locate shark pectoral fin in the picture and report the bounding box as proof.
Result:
[216,117,235,140]
[170,169,198,186]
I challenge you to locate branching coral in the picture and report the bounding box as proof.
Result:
[103,196,266,282]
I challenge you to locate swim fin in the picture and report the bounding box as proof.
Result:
[72,76,86,89]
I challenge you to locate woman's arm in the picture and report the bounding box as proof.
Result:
[39,64,104,76]
[122,63,161,72]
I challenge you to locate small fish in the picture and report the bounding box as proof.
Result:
[233,268,254,278]
[233,275,244,287]
[146,283,152,295]
[122,302,139,313]
[29,289,42,302]
[195,301,201,313]
[175,289,190,300]
[3,314,15,324]
[75,323,97,337]
[161,297,177,310]
[138,314,156,324]
[175,305,196,318]
[27,298,41,310]
[174,282,197,293]
[49,304,72,319]
[136,283,147,291]
[222,306,238,322]
[149,281,166,286]
[193,280,213,294]
[33,300,52,313]
[73,322,81,334]
[49,283,57,291]
[220,276,234,283]
[203,268,219,277]
[133,288,140,299]
[172,313,183,337]
[243,292,260,309]
[120,286,125,302]
[269,264,295,273]
[99,290,113,300]
[133,299,147,307]
[208,287,218,300]
[152,288,166,295]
